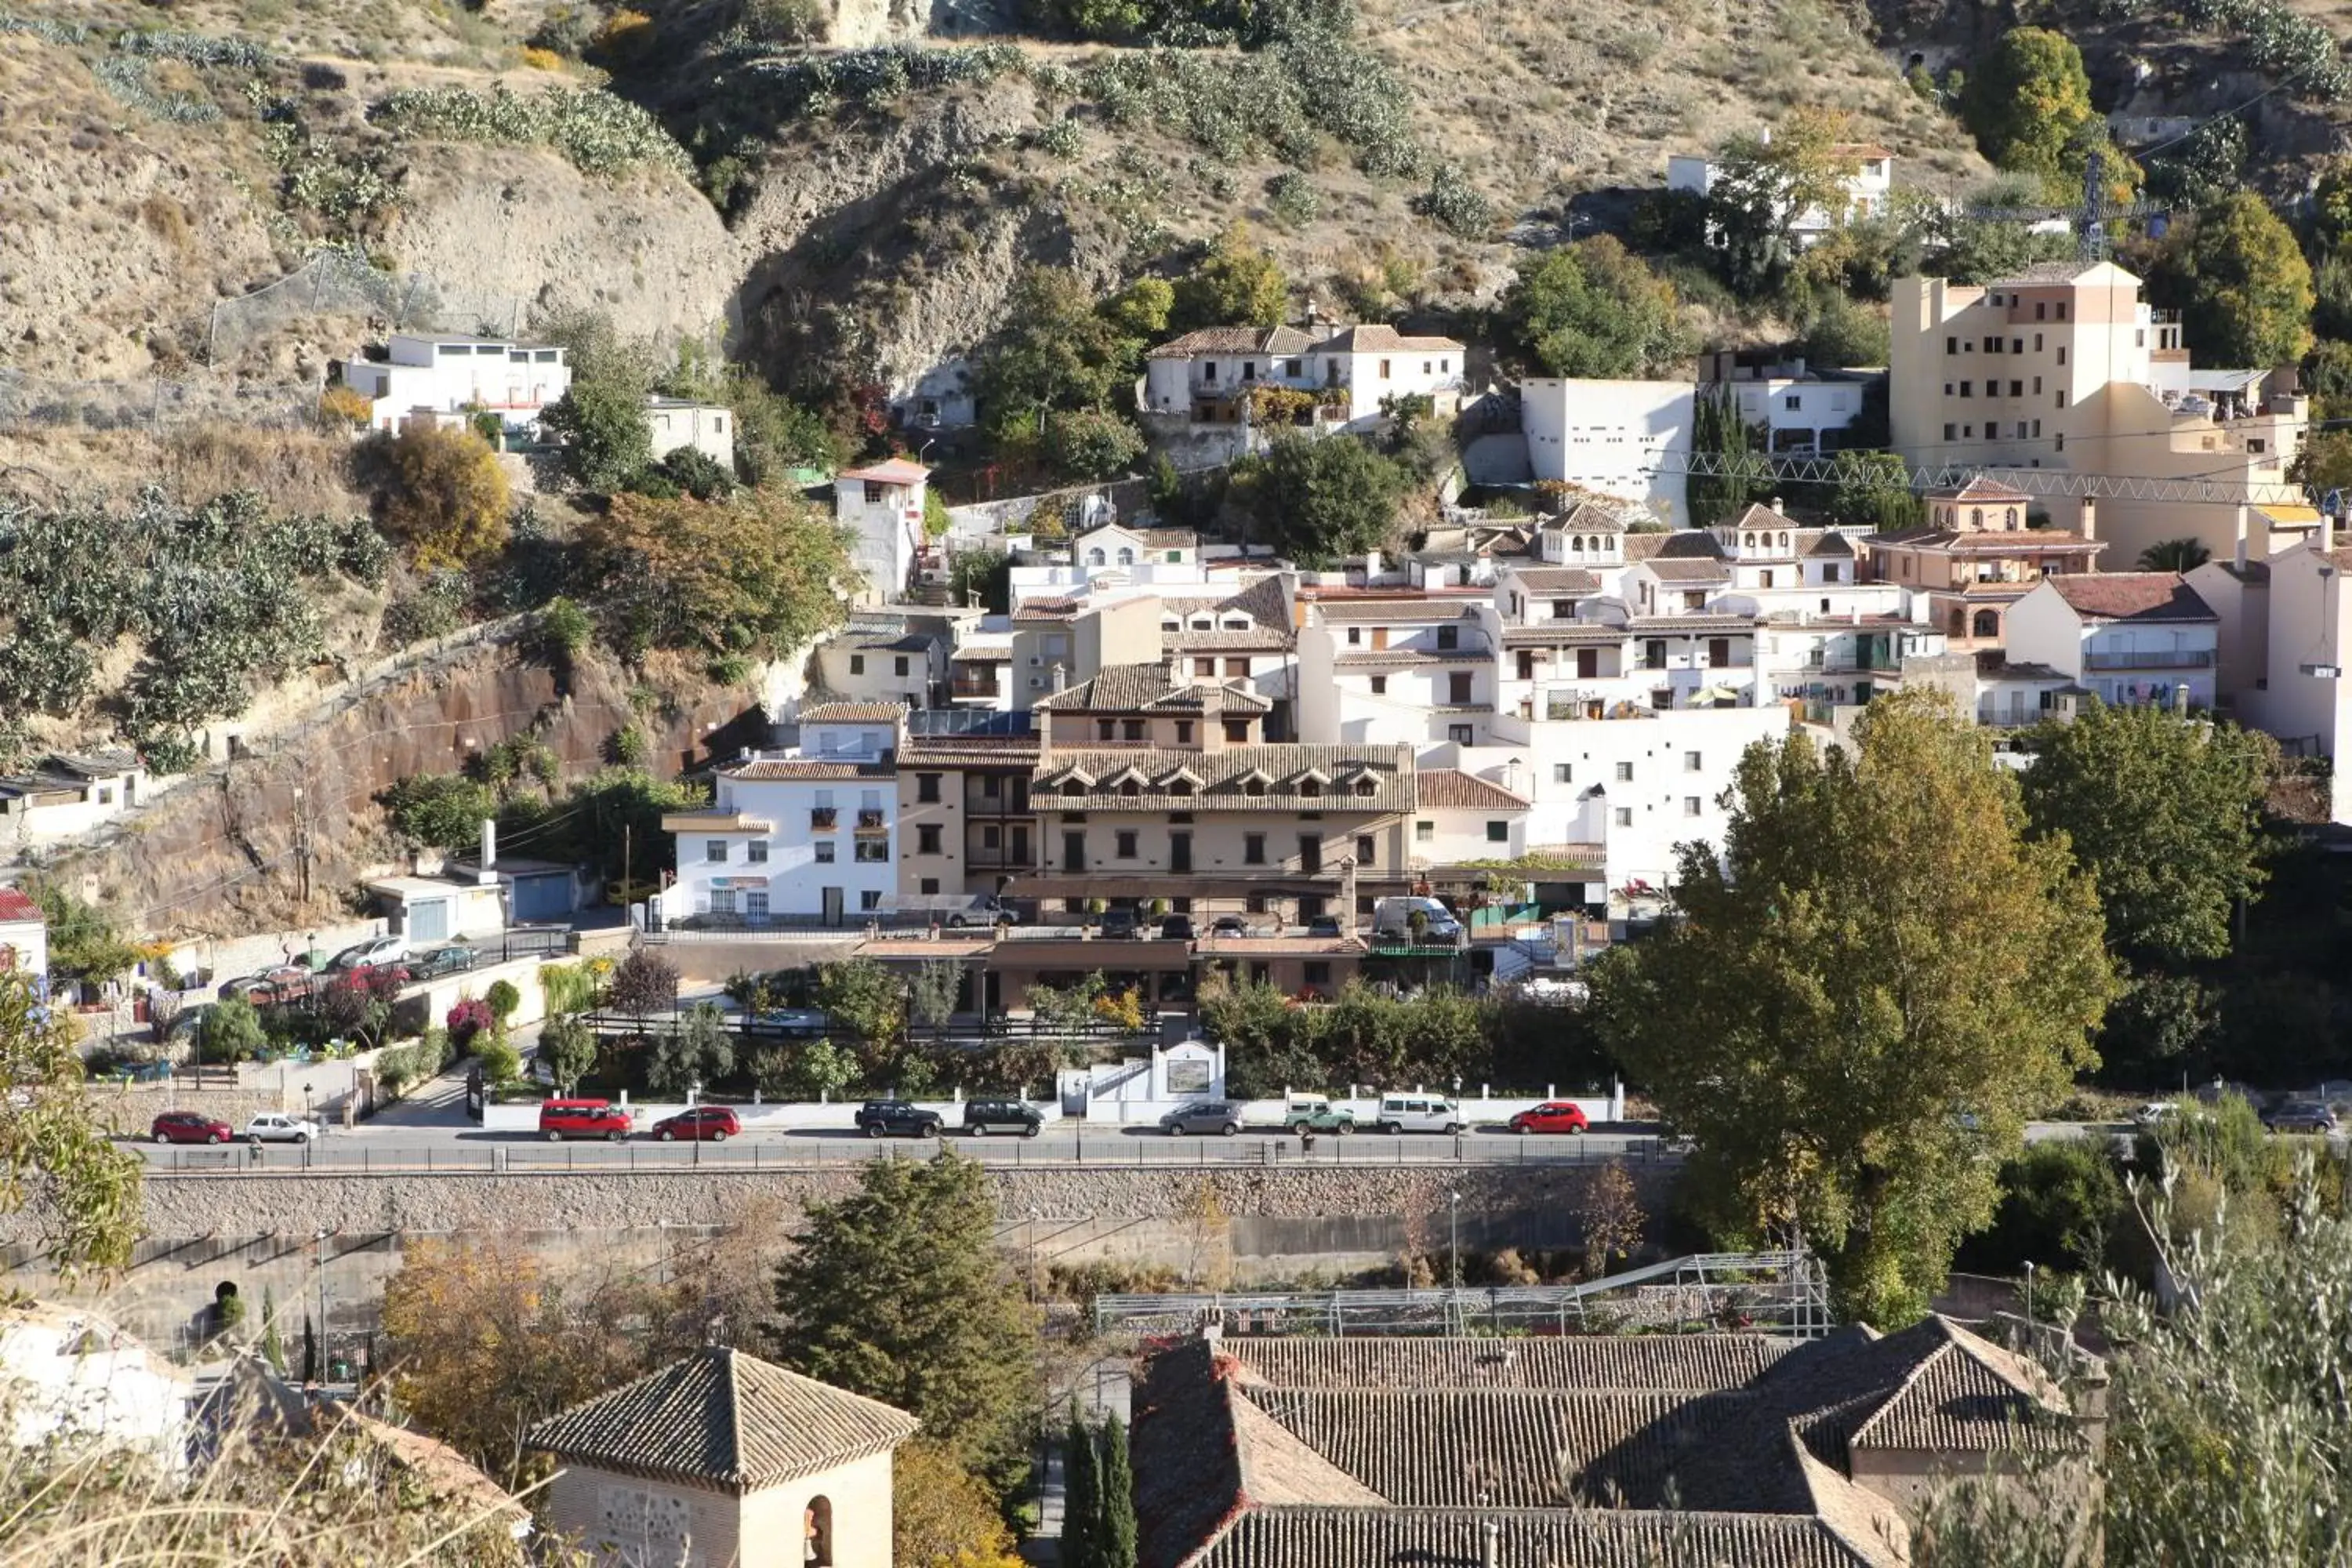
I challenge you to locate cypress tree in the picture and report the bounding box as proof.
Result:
[1064,1404,1102,1568]
[1099,1413,1138,1568]
[302,1316,318,1383]
[1685,383,1769,527]
[260,1288,285,1374]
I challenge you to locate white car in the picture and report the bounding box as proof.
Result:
[328,936,405,971]
[1372,1094,1465,1134]
[245,1113,322,1145]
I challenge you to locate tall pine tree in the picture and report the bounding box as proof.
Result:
[1063,1404,1102,1568]
[1098,1412,1138,1568]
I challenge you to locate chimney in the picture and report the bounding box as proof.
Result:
[477,818,499,887]
[1769,495,1784,514]
[1050,662,1069,692]
[2079,497,2097,544]
[1482,1519,1501,1568]
[2323,508,2337,557]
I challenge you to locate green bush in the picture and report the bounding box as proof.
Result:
[1412,165,1492,238]
[372,85,691,177]
[1266,171,1319,227]
[537,596,592,658]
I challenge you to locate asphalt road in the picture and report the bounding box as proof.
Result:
[128,1120,1673,1175]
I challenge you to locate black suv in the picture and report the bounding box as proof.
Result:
[855,1100,943,1139]
[1098,907,1140,939]
[963,1099,1044,1138]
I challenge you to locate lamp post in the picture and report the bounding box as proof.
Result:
[314,1227,331,1384]
[1449,1189,1462,1291]
[2023,1259,2036,1331]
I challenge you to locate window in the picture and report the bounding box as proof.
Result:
[815,841,837,862]
[1225,657,1249,678]
[1346,626,1362,645]
[855,840,888,862]
[1224,720,1250,742]
[849,653,866,675]
[894,655,909,677]
[1241,361,1257,382]
[1615,761,1634,782]
[746,840,768,863]
[1415,820,1434,842]
[711,888,735,915]
[1824,563,1841,583]
[1436,624,1459,651]
[1304,961,1331,986]
[1685,797,1702,817]
[1448,672,1472,703]
[2035,301,2047,321]
[1946,336,1958,354]
[1244,833,1267,865]
[1378,358,1392,378]
[746,891,768,916]
[1298,776,1323,799]
[1485,820,1509,843]
[1195,657,1216,677]
[864,481,889,504]
[1174,720,1192,743]
[2056,433,2065,452]
[2056,301,2067,321]
[706,840,728,863]
[1098,719,1116,742]
[2056,388,2068,408]
[1959,381,1972,397]
[1356,835,1375,862]
[1613,807,1634,827]
[1685,750,1702,771]
[2009,380,2022,397]
[1203,361,1218,383]
[1283,358,1301,376]
[1554,764,1572,783]
[1243,775,1267,797]
[1115,830,1138,858]
[1447,724,1474,744]
[917,879,938,897]
[1370,675,1388,695]
[917,825,942,855]
[1944,423,1958,442]
[917,773,941,803]
[2056,346,2067,366]
[859,890,883,910]
[1122,719,1145,741]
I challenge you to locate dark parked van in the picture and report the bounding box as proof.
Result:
[962,1100,1044,1138]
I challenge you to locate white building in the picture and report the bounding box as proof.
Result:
[0,752,143,848]
[661,703,902,927]
[810,612,956,711]
[2003,574,2220,713]
[833,459,931,607]
[2,1303,191,1470]
[2194,538,2352,824]
[1666,140,1895,242]
[0,885,45,982]
[1519,379,1691,524]
[644,397,734,470]
[1142,323,1467,431]
[341,332,571,436]
[1297,597,1501,748]
[1721,368,1877,455]
[1410,768,1532,867]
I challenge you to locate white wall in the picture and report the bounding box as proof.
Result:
[0,916,46,981]
[1520,379,1693,524]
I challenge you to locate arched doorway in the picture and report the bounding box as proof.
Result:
[805,1496,833,1566]
[1972,609,2000,639]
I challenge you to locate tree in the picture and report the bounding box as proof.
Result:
[1827,449,1924,532]
[972,268,1147,445]
[1574,1160,1646,1278]
[1243,430,1404,568]
[576,488,855,662]
[474,1031,523,1086]
[1065,1406,1102,1568]
[1170,226,1287,332]
[260,1287,286,1373]
[315,973,397,1051]
[652,445,737,501]
[540,376,653,493]
[1587,693,2115,1324]
[1708,111,1863,292]
[302,1313,318,1382]
[26,880,136,985]
[723,365,844,485]
[607,949,680,1020]
[1963,28,2094,175]
[2136,537,2212,572]
[1684,383,1769,527]
[647,1000,736,1094]
[1098,1412,1138,1568]
[770,1155,1040,1491]
[377,424,510,568]
[947,546,1011,614]
[816,956,905,1044]
[379,772,502,852]
[198,995,268,1064]
[2292,426,2352,495]
[2015,702,2274,964]
[909,960,963,1029]
[539,1013,599,1094]
[1798,291,1891,371]
[1042,408,1146,480]
[0,972,142,1277]
[2178,193,2315,368]
[894,1439,1025,1567]
[1498,236,1690,379]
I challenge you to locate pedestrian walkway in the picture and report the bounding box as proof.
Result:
[1025,1358,1132,1565]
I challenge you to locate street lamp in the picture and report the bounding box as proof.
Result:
[1449,1189,1462,1292]
[2023,1260,2036,1330]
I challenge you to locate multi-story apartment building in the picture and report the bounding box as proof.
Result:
[1155,576,1299,735]
[1862,477,2103,647]
[1024,665,1416,924]
[1142,323,1468,431]
[895,712,1042,906]
[1295,597,1501,747]
[1888,260,2307,568]
[660,703,901,927]
[2005,573,2220,712]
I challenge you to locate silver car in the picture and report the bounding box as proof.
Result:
[1160,1102,1243,1137]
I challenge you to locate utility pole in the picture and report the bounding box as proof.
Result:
[291,785,314,906]
[623,821,633,909]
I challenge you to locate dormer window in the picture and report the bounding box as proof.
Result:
[1298,777,1323,798]
[1169,779,1195,797]
[1242,774,1269,797]
[1354,777,1377,797]
[1120,779,1141,797]
[1060,779,1087,797]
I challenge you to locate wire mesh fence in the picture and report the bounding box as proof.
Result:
[205,249,532,366]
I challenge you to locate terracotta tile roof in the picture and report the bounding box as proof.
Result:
[1930,476,2034,503]
[895,735,1041,767]
[1192,935,1370,956]
[1415,769,1528,811]
[1223,1336,1791,1393]
[1642,558,1732,582]
[800,701,906,724]
[1728,503,1801,533]
[1501,623,1630,647]
[1012,597,1079,622]
[347,1411,528,1530]
[1312,599,1480,623]
[1184,1505,1896,1568]
[1034,744,1413,811]
[2046,572,2214,623]
[1147,326,1316,359]
[1842,1319,2074,1454]
[1803,532,1857,558]
[1867,529,2099,554]
[724,759,895,782]
[1037,664,1275,714]
[1167,630,1291,653]
[1334,648,1487,669]
[1539,501,1634,534]
[1994,260,2099,285]
[1311,323,1466,354]
[525,1347,918,1494]
[1627,614,1759,634]
[837,458,931,485]
[0,887,40,924]
[1508,567,1603,593]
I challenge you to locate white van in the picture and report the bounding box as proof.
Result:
[1374,1094,1464,1134]
[1370,896,1462,943]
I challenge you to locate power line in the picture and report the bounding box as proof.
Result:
[1645,448,2310,507]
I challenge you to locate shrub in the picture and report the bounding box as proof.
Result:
[1412,165,1492,238]
[377,426,510,568]
[589,7,654,58]
[608,724,651,766]
[371,85,691,177]
[317,384,374,430]
[521,45,565,70]
[446,997,495,1048]
[746,0,831,42]
[198,996,267,1064]
[474,1032,523,1085]
[537,596,592,658]
[541,379,653,494]
[485,979,522,1022]
[1266,171,1319,227]
[1034,115,1084,159]
[379,571,472,647]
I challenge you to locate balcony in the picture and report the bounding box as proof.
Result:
[2084,649,2214,670]
[810,808,837,830]
[855,808,888,831]
[950,676,1004,701]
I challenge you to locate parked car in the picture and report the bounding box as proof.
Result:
[216,975,274,1000]
[2265,1102,2339,1134]
[1098,908,1141,940]
[328,936,405,971]
[755,1008,831,1036]
[1209,914,1251,938]
[1160,914,1196,941]
[151,1110,233,1145]
[652,1106,740,1143]
[1372,1094,1464,1135]
[1508,1101,1591,1136]
[1283,1098,1354,1134]
[245,1113,323,1145]
[406,944,478,979]
[1370,895,1464,944]
[539,1099,633,1142]
[946,897,1021,929]
[1305,914,1343,939]
[963,1099,1044,1138]
[855,1100,943,1139]
[1160,1102,1243,1137]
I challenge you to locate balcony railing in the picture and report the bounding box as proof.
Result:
[855,808,888,829]
[809,808,837,830]
[949,678,1003,699]
[2084,650,2214,670]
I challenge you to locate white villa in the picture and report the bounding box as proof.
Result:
[341,332,571,436]
[1142,322,1467,431]
[1667,140,1896,241]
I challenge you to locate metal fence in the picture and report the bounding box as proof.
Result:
[207,249,532,365]
[137,1129,1675,1176]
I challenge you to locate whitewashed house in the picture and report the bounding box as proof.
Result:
[2,1303,191,1470]
[0,885,45,982]
[661,703,902,927]
[834,459,931,607]
[2003,574,2219,713]
[341,333,571,436]
[644,397,735,470]
[1667,141,1895,242]
[0,752,143,848]
[1518,379,1692,523]
[1142,323,1467,431]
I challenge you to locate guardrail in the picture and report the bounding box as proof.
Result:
[136,1131,1674,1175]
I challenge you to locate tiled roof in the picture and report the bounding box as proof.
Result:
[1501,623,1635,647]
[896,735,1041,767]
[1804,532,1856,558]
[347,1411,528,1529]
[1224,1335,1791,1393]
[1312,323,1465,354]
[724,759,895,781]
[0,887,41,924]
[1148,326,1316,359]
[525,1347,917,1494]
[1037,664,1275,714]
[1627,614,1759,633]
[1033,744,1413,811]
[2046,572,2214,623]
[1184,1505,1895,1568]
[1416,770,1528,811]
[800,701,906,724]
[1842,1319,2074,1454]
[1508,567,1603,593]
[1930,475,2033,503]
[1994,260,2098,285]
[1167,630,1290,652]
[1334,648,1487,669]
[1539,501,1632,535]
[1012,597,1079,622]
[1866,529,2099,554]
[837,458,931,485]
[1642,558,1732,582]
[1312,599,1479,624]
[1728,503,1802,533]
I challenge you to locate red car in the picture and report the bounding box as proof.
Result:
[652,1107,741,1143]
[1508,1102,1591,1136]
[539,1099,633,1142]
[151,1110,234,1145]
